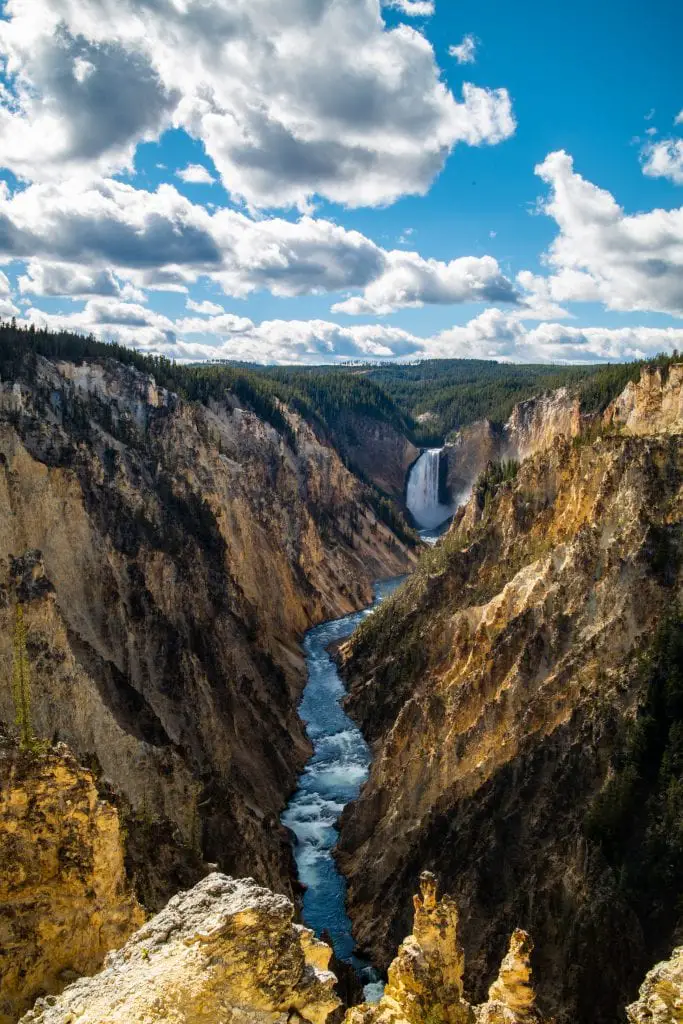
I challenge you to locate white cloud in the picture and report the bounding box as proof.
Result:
[17,301,683,366]
[449,34,477,65]
[176,163,215,185]
[383,0,435,15]
[531,150,683,317]
[18,259,125,298]
[0,269,11,295]
[675,110,683,126]
[641,138,683,185]
[0,177,518,310]
[186,297,225,315]
[333,251,518,314]
[0,0,513,209]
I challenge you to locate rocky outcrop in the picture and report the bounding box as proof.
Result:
[329,412,419,500]
[626,947,683,1024]
[442,389,583,507]
[605,363,683,437]
[336,367,683,1024]
[0,353,415,907]
[0,740,143,1024]
[345,873,541,1024]
[20,873,340,1024]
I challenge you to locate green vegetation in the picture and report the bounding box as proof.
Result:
[1,319,679,453]
[11,604,35,751]
[474,458,519,512]
[586,607,683,939]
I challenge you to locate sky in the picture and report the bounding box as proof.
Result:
[0,0,681,364]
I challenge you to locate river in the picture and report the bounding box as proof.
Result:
[281,576,405,1000]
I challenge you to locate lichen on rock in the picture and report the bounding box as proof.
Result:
[626,947,683,1024]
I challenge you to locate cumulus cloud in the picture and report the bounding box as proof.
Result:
[16,301,683,366]
[531,150,683,317]
[0,0,514,208]
[176,164,216,185]
[449,35,477,65]
[383,0,435,15]
[333,252,518,314]
[676,110,683,126]
[641,138,683,185]
[18,259,126,298]
[186,297,225,315]
[0,269,11,296]
[0,177,518,311]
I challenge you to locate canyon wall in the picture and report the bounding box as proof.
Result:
[442,387,583,506]
[0,353,416,907]
[0,739,143,1023]
[337,366,683,1024]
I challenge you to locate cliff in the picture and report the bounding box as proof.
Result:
[442,388,583,506]
[0,740,143,1024]
[325,411,419,500]
[0,352,416,907]
[336,366,683,1024]
[19,873,340,1024]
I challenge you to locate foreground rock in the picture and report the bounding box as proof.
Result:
[346,873,541,1024]
[21,873,339,1024]
[626,947,683,1024]
[0,741,143,1024]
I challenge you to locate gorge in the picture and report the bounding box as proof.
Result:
[1,328,682,1024]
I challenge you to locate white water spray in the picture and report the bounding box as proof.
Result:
[406,448,454,530]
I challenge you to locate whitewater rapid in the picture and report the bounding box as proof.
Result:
[281,577,405,1001]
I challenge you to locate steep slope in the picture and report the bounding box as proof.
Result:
[0,351,416,907]
[442,386,583,506]
[336,366,683,1024]
[0,739,143,1024]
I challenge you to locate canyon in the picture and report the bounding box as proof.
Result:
[1,337,682,1024]
[337,364,683,1024]
[0,348,416,915]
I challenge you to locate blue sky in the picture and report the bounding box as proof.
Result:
[0,0,681,363]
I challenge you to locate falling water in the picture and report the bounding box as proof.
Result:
[406,448,454,530]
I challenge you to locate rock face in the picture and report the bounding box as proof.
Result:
[345,873,541,1024]
[327,412,419,500]
[626,947,683,1024]
[20,873,340,1024]
[605,363,683,437]
[0,740,143,1024]
[336,367,683,1024]
[0,353,415,906]
[442,388,582,506]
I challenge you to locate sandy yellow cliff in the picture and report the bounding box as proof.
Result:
[0,739,143,1024]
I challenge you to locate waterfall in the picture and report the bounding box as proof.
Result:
[406,448,453,530]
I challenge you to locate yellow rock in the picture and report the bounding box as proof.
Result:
[0,742,143,1024]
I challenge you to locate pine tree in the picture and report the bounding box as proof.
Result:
[11,604,34,751]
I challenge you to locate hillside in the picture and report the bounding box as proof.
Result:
[336,364,683,1024]
[0,331,416,912]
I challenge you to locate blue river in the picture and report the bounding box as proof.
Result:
[281,576,405,1000]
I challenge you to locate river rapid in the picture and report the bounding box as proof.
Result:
[281,576,405,1000]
